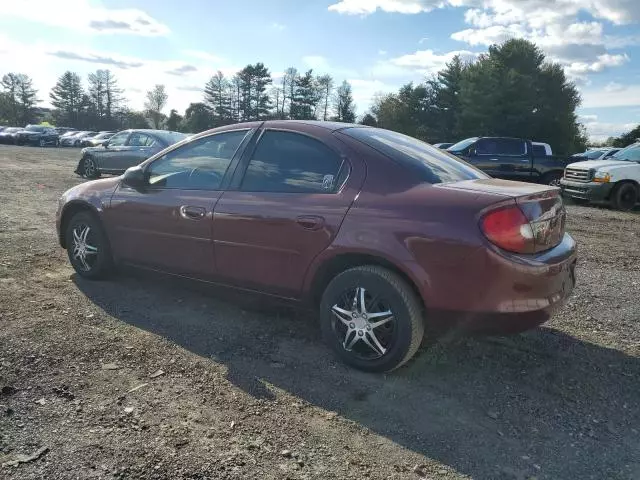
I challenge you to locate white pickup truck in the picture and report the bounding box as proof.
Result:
[560,142,640,211]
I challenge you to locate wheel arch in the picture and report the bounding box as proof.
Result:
[611,179,640,204]
[59,201,102,249]
[305,251,426,312]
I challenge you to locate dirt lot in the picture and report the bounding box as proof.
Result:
[0,145,638,480]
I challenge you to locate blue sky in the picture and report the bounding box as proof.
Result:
[1,0,639,141]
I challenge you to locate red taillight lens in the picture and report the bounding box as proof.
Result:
[481,205,535,253]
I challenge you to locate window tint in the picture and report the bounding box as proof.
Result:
[498,139,526,155]
[128,133,155,147]
[475,138,498,155]
[241,131,344,193]
[532,144,546,157]
[147,130,248,190]
[108,132,129,147]
[343,128,486,184]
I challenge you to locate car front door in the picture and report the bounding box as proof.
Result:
[97,131,130,172]
[494,138,531,181]
[467,138,502,177]
[106,129,252,278]
[212,129,364,298]
[118,132,157,171]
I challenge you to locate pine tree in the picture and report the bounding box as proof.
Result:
[1,73,38,125]
[291,70,319,120]
[204,71,232,125]
[50,71,84,128]
[333,80,356,123]
[316,74,334,121]
[432,55,465,141]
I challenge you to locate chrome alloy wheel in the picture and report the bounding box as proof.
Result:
[71,224,98,271]
[331,287,395,359]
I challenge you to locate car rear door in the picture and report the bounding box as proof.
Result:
[212,128,364,298]
[106,129,253,278]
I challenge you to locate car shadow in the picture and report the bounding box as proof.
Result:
[73,271,640,480]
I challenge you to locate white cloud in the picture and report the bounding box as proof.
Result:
[581,84,640,108]
[379,49,388,55]
[0,36,239,113]
[1,0,169,36]
[270,22,286,31]
[604,81,626,92]
[328,0,446,15]
[564,53,629,79]
[388,49,478,75]
[578,114,599,122]
[582,119,638,142]
[347,79,401,111]
[182,50,225,63]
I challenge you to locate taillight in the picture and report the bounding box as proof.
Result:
[481,205,535,253]
[481,196,566,254]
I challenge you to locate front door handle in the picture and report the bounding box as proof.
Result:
[180,205,206,220]
[296,215,325,231]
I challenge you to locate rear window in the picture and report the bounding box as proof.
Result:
[343,128,487,184]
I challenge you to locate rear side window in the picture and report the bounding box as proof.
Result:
[497,139,526,155]
[532,144,546,157]
[241,131,344,193]
[343,127,486,184]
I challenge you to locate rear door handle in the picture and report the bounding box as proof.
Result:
[296,215,325,231]
[180,205,206,220]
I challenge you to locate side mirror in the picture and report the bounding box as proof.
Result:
[122,166,147,188]
[102,141,109,147]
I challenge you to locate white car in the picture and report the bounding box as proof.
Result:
[560,142,640,211]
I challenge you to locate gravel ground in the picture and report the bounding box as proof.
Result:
[0,145,638,480]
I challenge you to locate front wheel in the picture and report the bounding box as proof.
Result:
[320,266,425,373]
[612,183,638,212]
[541,171,562,187]
[65,211,113,280]
[83,156,100,179]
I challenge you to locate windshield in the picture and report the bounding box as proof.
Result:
[343,128,487,184]
[25,125,45,132]
[95,132,114,139]
[447,137,478,152]
[583,149,606,159]
[154,131,187,145]
[611,144,640,162]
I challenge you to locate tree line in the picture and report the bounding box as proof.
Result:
[364,39,592,155]
[0,63,357,134]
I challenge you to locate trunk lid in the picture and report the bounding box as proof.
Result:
[440,178,566,253]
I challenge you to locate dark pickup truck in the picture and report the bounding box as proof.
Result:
[446,137,568,186]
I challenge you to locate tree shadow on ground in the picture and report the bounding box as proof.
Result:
[74,272,640,480]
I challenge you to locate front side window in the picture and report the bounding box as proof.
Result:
[147,130,248,190]
[128,133,155,147]
[108,132,129,147]
[241,131,344,194]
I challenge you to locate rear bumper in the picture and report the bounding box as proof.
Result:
[560,178,613,202]
[417,233,577,335]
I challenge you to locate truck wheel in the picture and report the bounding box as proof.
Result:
[542,171,562,187]
[320,266,425,373]
[612,183,638,212]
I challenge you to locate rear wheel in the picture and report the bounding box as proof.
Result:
[64,211,113,280]
[39,138,46,147]
[541,171,562,187]
[612,182,638,212]
[320,266,424,373]
[83,156,100,179]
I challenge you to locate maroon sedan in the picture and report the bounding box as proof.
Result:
[56,121,576,372]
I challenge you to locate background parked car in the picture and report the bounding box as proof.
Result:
[447,136,568,185]
[433,142,454,149]
[60,131,95,147]
[15,125,59,147]
[0,127,22,144]
[561,142,640,211]
[75,129,187,178]
[54,127,77,136]
[569,148,619,162]
[81,131,115,147]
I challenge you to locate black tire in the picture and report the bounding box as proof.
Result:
[320,266,425,373]
[65,211,113,280]
[541,171,562,187]
[611,182,638,212]
[39,138,46,147]
[83,156,100,179]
